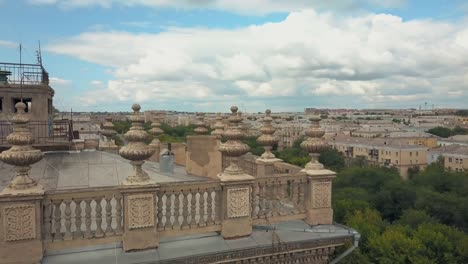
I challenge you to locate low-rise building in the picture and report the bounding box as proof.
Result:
[429,145,468,172]
[329,136,427,179]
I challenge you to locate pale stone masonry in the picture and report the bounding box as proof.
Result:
[0,103,354,264]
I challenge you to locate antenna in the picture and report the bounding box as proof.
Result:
[36,40,43,66]
[19,43,23,101]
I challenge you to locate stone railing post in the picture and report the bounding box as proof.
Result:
[218,106,254,239]
[0,194,44,264]
[120,185,160,252]
[0,101,45,263]
[256,109,281,177]
[119,103,160,251]
[301,114,335,225]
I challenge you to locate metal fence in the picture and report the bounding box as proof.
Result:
[0,120,72,145]
[0,62,49,85]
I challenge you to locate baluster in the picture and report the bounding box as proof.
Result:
[292,180,300,213]
[105,197,113,235]
[53,200,62,241]
[190,190,197,226]
[264,181,272,217]
[278,180,286,216]
[258,182,266,218]
[181,191,189,228]
[84,198,92,238]
[251,182,258,218]
[272,180,281,217]
[74,198,83,239]
[215,187,222,224]
[298,179,306,213]
[198,189,206,227]
[164,192,172,229]
[173,192,181,228]
[43,199,52,241]
[115,195,123,235]
[206,188,213,225]
[95,198,104,238]
[63,200,72,240]
[157,192,164,230]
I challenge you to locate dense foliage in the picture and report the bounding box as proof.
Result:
[427,126,468,138]
[332,163,468,263]
[113,120,199,143]
[455,110,468,117]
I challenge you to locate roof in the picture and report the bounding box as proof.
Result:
[329,136,428,150]
[0,150,208,192]
[42,220,356,264]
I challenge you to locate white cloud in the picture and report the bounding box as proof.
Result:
[0,40,17,48]
[27,0,406,14]
[46,10,468,110]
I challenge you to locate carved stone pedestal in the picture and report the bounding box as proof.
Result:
[304,169,336,226]
[0,194,44,264]
[121,185,159,252]
[219,175,254,239]
[255,158,280,178]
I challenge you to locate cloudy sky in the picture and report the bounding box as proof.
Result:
[1,0,467,112]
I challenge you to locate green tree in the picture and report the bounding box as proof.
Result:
[367,225,433,264]
[345,208,386,246]
[319,148,345,171]
[397,209,437,229]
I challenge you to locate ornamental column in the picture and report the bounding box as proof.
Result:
[0,101,45,264]
[119,104,159,251]
[218,106,254,239]
[194,113,209,135]
[99,116,119,153]
[148,112,164,162]
[119,104,156,185]
[256,109,281,177]
[211,113,224,138]
[301,115,336,225]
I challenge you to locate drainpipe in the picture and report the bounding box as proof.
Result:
[330,230,360,264]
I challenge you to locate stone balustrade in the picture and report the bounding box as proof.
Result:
[252,174,307,224]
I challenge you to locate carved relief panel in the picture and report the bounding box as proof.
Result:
[128,194,155,229]
[312,182,331,208]
[227,187,250,218]
[3,204,36,242]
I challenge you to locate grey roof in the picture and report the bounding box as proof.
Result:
[42,220,356,264]
[0,150,208,192]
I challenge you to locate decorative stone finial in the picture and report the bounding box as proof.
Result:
[211,112,224,138]
[194,113,209,135]
[218,106,253,181]
[149,112,164,147]
[0,102,44,194]
[119,104,156,185]
[101,116,117,145]
[300,115,329,171]
[257,109,280,161]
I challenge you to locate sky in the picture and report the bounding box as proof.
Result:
[0,0,467,112]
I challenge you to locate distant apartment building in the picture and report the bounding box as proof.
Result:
[329,137,427,179]
[428,145,468,172]
[275,124,306,150]
[438,135,468,147]
[387,131,439,148]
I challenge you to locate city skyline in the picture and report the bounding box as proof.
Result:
[1,0,467,112]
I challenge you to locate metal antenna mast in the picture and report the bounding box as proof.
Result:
[19,43,23,101]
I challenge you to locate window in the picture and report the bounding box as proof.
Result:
[410,152,412,157]
[416,160,418,164]
[12,98,32,113]
[410,160,413,164]
[396,160,399,164]
[449,157,452,162]
[416,151,419,156]
[0,97,2,112]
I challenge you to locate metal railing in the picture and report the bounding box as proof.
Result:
[0,62,49,85]
[0,120,73,144]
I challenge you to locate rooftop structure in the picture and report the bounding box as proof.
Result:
[0,103,358,264]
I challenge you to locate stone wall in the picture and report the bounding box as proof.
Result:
[185,135,222,179]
